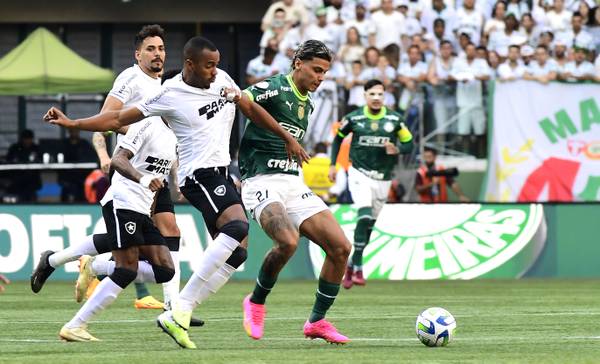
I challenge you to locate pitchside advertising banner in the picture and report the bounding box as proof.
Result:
[484,80,600,202]
[14,203,600,281]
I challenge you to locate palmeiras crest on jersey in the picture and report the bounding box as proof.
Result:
[125,222,136,235]
[214,185,226,196]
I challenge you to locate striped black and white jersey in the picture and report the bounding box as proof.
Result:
[136,69,239,186]
[111,119,177,216]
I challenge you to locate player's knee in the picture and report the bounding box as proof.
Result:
[225,246,247,268]
[277,237,299,257]
[152,265,175,283]
[110,267,137,289]
[332,239,352,260]
[220,220,249,243]
[164,236,180,252]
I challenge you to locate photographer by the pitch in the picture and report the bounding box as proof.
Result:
[415,147,470,202]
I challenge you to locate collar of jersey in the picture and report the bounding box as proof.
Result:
[134,64,159,83]
[286,74,308,102]
[363,106,387,120]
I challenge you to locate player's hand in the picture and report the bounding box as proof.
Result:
[223,88,241,103]
[140,175,164,191]
[99,156,112,174]
[175,187,186,202]
[43,107,75,128]
[328,165,337,182]
[0,274,10,293]
[284,138,310,165]
[384,142,400,155]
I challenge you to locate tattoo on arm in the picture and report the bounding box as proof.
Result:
[92,132,108,155]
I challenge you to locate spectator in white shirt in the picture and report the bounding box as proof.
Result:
[487,50,501,78]
[594,53,600,82]
[559,47,596,81]
[454,0,484,45]
[546,0,573,33]
[261,0,308,32]
[338,26,366,73]
[428,40,457,143]
[498,44,528,80]
[561,12,595,51]
[451,42,491,156]
[345,60,366,111]
[246,45,280,86]
[524,44,558,83]
[421,0,457,39]
[304,7,344,53]
[519,13,542,46]
[260,7,289,49]
[506,0,530,20]
[398,2,424,37]
[398,45,428,129]
[488,14,527,57]
[484,1,507,38]
[371,0,407,49]
[344,3,376,47]
[553,40,569,69]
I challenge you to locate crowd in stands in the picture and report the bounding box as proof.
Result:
[247,0,600,157]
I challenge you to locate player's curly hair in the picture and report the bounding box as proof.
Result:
[291,40,333,69]
[134,24,165,49]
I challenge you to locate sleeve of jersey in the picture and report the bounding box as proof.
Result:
[136,88,170,118]
[242,81,271,105]
[397,122,413,143]
[336,118,353,138]
[107,74,134,104]
[118,122,146,156]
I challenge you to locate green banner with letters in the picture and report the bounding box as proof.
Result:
[1,204,599,280]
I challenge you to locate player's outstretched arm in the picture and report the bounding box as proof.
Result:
[43,106,144,132]
[111,147,163,192]
[234,91,310,164]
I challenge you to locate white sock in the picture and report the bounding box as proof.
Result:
[49,234,99,268]
[90,257,113,276]
[91,260,156,283]
[178,233,240,312]
[195,263,236,305]
[65,277,122,328]
[163,250,180,310]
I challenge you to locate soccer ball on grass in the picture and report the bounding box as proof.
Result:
[415,307,456,347]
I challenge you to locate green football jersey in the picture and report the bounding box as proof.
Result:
[239,73,312,179]
[338,106,412,180]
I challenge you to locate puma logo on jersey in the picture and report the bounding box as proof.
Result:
[198,98,227,120]
[145,156,172,174]
[285,101,293,111]
[125,222,136,234]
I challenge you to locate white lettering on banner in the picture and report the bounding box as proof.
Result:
[31,215,65,274]
[407,236,440,280]
[309,204,546,280]
[0,214,29,273]
[62,215,93,273]
[175,214,205,271]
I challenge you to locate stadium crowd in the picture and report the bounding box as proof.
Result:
[246,0,600,158]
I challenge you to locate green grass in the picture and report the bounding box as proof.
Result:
[1,279,599,363]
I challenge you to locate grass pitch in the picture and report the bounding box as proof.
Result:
[0,279,598,363]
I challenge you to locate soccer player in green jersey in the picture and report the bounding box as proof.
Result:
[329,79,414,289]
[239,40,352,344]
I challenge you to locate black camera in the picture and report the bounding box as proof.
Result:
[426,167,459,178]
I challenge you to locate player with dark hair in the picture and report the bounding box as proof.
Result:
[32,26,200,328]
[329,79,413,289]
[44,35,308,349]
[239,40,352,344]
